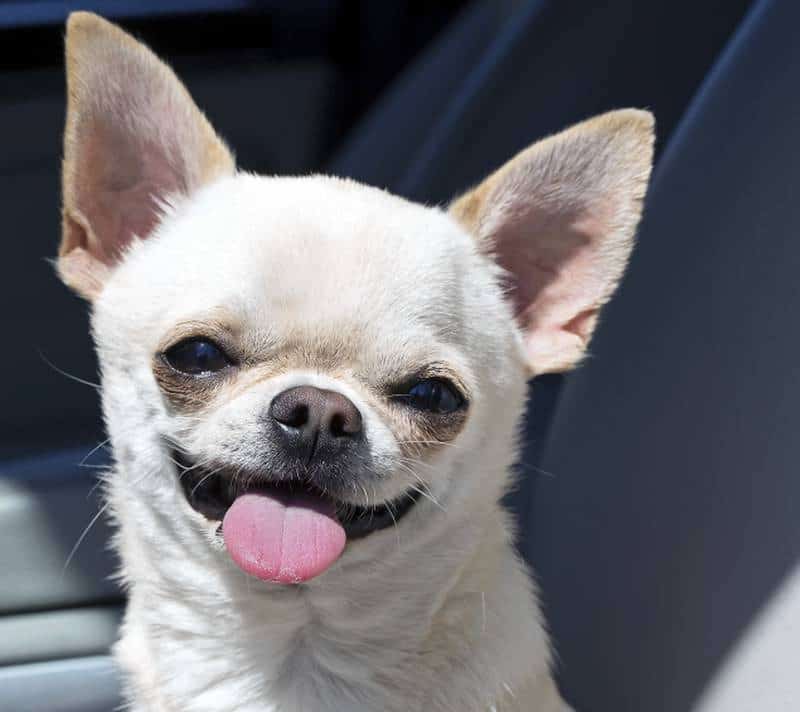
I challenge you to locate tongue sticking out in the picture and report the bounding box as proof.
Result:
[223,491,346,583]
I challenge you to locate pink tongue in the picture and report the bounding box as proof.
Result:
[223,491,346,584]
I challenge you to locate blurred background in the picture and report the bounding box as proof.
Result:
[2,1,800,710]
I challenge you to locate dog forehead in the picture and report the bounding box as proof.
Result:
[117,174,479,350]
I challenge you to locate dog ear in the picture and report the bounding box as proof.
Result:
[58,12,235,300]
[450,109,654,375]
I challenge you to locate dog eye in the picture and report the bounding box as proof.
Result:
[403,379,464,414]
[164,339,231,375]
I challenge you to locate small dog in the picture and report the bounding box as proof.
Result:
[56,12,653,711]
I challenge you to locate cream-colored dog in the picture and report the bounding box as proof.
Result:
[56,12,653,711]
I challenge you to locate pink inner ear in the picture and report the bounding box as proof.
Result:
[493,201,606,333]
[72,117,184,264]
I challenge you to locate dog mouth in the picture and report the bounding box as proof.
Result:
[178,461,420,539]
[173,450,422,583]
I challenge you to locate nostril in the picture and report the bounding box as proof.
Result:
[269,389,313,431]
[328,408,362,438]
[329,412,343,437]
[329,412,347,438]
[281,403,309,429]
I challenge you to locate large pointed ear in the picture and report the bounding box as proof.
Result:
[58,12,235,300]
[450,109,654,375]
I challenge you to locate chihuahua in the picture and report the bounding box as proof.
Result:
[56,12,653,712]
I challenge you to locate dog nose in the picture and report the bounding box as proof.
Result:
[269,386,363,461]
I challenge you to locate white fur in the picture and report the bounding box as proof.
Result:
[92,176,569,711]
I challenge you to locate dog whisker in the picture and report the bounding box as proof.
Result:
[396,456,438,474]
[358,482,371,508]
[62,501,110,574]
[190,466,227,498]
[407,483,445,512]
[386,498,401,548]
[395,438,462,448]
[64,461,163,574]
[38,349,102,391]
[80,437,112,465]
[177,456,214,476]
[86,468,114,498]
[391,460,446,512]
[513,460,557,479]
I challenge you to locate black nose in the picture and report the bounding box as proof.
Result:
[269,385,363,462]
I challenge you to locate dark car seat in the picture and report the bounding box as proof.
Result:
[526,0,800,709]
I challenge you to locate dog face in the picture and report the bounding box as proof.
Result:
[58,13,653,585]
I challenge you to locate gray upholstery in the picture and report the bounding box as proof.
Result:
[0,656,120,712]
[527,1,800,709]
[0,607,122,666]
[0,449,118,614]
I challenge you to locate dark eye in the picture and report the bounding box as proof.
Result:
[403,378,464,414]
[163,339,231,375]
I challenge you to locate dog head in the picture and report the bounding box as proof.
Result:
[58,13,653,585]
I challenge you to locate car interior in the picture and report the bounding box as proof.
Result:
[1,0,798,710]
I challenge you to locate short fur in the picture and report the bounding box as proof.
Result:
[56,12,654,711]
